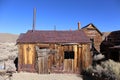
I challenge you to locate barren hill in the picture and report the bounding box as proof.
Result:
[0,33,18,72]
[0,33,18,43]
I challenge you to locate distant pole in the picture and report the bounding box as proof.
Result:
[54,25,56,31]
[32,8,36,31]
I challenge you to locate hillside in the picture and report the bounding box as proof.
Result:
[0,33,19,43]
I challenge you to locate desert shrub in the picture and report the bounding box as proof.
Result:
[0,43,17,72]
[8,54,16,60]
[101,60,120,80]
[0,43,18,61]
[85,59,120,80]
[93,54,105,61]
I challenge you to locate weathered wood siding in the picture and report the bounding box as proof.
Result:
[81,44,92,69]
[18,43,92,73]
[18,44,36,72]
[82,25,102,52]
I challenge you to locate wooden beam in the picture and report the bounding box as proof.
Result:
[73,45,77,72]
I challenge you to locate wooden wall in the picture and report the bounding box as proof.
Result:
[18,44,36,72]
[18,43,92,73]
[82,25,102,52]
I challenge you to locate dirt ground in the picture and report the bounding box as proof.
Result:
[11,72,83,80]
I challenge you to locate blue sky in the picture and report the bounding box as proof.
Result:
[0,0,120,34]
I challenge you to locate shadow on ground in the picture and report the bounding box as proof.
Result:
[77,74,93,80]
[82,75,93,80]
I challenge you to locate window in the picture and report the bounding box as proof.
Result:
[64,51,74,59]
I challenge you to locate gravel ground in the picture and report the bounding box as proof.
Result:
[11,72,83,80]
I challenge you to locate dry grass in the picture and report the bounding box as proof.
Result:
[86,59,120,80]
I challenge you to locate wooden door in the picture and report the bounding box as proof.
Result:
[36,48,50,74]
[38,56,48,73]
[18,44,36,72]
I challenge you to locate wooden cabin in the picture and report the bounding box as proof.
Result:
[17,30,92,74]
[101,30,120,62]
[81,23,102,52]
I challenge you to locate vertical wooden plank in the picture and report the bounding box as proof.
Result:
[38,58,39,74]
[86,44,89,68]
[83,44,89,69]
[63,45,66,72]
[19,44,23,64]
[69,59,72,72]
[69,45,72,51]
[38,58,40,73]
[48,55,51,73]
[32,44,36,67]
[58,45,60,66]
[28,44,31,64]
[64,45,69,72]
[39,57,43,74]
[44,56,48,73]
[28,44,34,64]
[86,43,91,68]
[69,45,72,72]
[56,44,59,68]
[61,45,64,65]
[77,45,80,72]
[73,45,77,72]
[23,44,27,64]
[70,45,74,72]
[83,44,87,69]
[81,44,91,69]
[18,44,23,71]
[27,44,29,64]
[22,44,25,65]
[64,59,67,72]
[84,44,88,69]
[72,59,74,72]
[42,57,44,73]
[78,44,82,73]
[57,45,61,68]
[81,44,84,70]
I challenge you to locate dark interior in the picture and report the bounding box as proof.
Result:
[64,51,74,59]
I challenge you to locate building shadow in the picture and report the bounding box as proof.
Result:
[82,75,93,80]
[77,71,94,80]
[14,57,18,71]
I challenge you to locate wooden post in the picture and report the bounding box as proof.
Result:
[64,59,67,72]
[84,44,88,69]
[18,44,23,72]
[58,45,63,69]
[72,59,74,72]
[48,55,51,73]
[77,44,82,73]
[81,44,84,70]
[73,45,77,72]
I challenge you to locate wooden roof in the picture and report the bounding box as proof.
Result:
[17,30,91,44]
[82,23,103,36]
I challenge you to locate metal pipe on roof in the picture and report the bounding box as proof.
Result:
[32,8,36,32]
[78,22,81,30]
